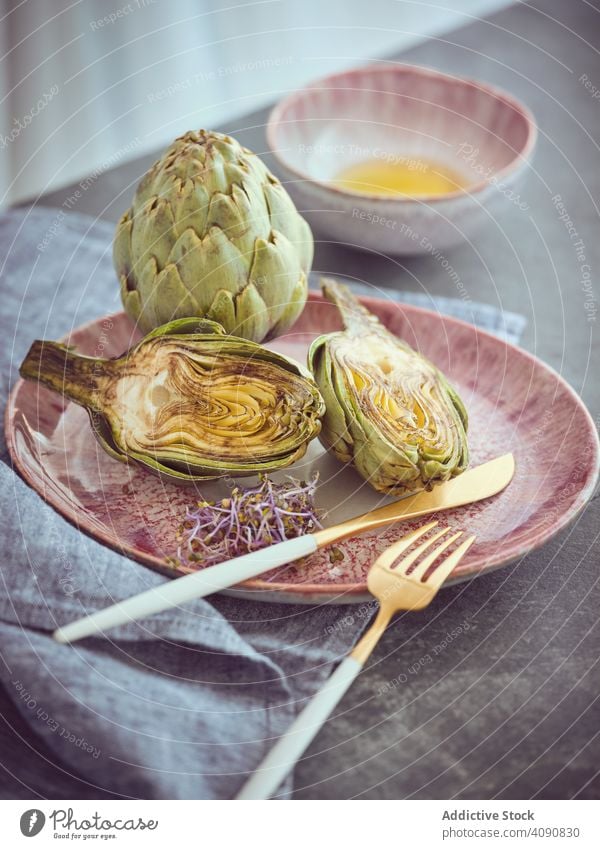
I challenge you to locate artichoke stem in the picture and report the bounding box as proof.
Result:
[321,277,381,335]
[19,340,112,409]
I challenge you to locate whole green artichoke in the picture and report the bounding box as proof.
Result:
[308,279,469,494]
[20,318,324,484]
[114,130,313,342]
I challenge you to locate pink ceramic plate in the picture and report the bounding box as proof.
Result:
[6,293,599,604]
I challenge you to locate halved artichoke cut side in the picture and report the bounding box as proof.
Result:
[20,317,325,484]
[308,279,469,494]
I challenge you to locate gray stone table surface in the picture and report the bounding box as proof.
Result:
[7,0,600,799]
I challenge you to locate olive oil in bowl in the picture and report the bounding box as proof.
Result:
[333,157,466,197]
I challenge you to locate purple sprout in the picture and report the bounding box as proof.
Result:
[176,474,322,568]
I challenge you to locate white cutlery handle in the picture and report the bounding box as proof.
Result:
[53,534,318,644]
[236,655,362,800]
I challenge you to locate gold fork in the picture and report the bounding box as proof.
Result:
[236,520,476,800]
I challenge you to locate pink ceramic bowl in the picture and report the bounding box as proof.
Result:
[267,64,537,254]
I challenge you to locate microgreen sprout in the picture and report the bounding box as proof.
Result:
[175,474,321,568]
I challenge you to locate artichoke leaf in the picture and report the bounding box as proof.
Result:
[263,181,314,270]
[138,262,201,332]
[266,273,308,341]
[249,232,304,328]
[233,282,270,341]
[171,178,210,239]
[113,212,133,282]
[130,198,177,273]
[177,225,249,312]
[143,316,226,339]
[207,289,237,333]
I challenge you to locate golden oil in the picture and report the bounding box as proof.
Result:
[333,157,466,197]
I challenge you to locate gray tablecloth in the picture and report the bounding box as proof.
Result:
[0,208,525,799]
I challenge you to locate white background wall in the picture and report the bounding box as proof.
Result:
[1,0,513,205]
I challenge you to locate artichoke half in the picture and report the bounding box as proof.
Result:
[114,130,313,342]
[308,280,469,493]
[20,318,325,483]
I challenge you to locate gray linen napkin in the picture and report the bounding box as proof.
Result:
[0,208,525,799]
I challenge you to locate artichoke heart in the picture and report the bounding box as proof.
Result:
[20,318,325,483]
[308,279,469,493]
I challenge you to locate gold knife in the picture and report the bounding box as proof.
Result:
[54,453,514,644]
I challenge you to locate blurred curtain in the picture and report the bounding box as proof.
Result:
[1,0,511,205]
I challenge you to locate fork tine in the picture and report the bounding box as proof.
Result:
[424,534,476,587]
[393,526,452,574]
[408,530,464,581]
[377,520,439,569]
